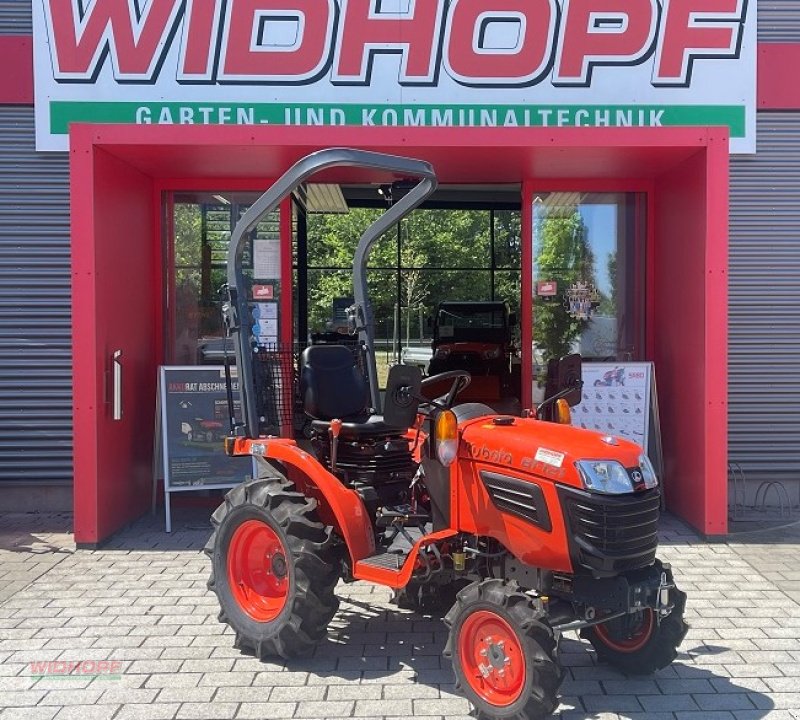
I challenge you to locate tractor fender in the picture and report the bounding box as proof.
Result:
[234,438,376,563]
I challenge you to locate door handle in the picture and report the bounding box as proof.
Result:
[112,349,123,420]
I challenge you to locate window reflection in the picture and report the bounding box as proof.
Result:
[531,192,646,387]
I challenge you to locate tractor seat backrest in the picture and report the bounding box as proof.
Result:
[299,344,369,421]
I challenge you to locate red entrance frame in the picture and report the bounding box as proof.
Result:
[69,124,728,544]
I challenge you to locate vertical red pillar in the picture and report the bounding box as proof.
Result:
[520,182,534,410]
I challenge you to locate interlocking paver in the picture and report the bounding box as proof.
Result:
[156,687,215,704]
[413,697,472,714]
[98,687,159,703]
[296,700,355,716]
[0,674,36,690]
[213,686,274,703]
[114,703,180,720]
[175,702,238,719]
[235,702,296,719]
[268,685,325,701]
[1,707,59,720]
[326,683,383,700]
[2,509,800,720]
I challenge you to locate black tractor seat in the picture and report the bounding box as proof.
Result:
[310,416,406,441]
[300,344,412,441]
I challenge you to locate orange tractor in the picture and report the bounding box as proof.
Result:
[206,149,687,720]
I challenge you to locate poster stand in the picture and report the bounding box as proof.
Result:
[572,361,664,484]
[153,366,255,532]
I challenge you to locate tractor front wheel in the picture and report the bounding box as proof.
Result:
[205,476,340,659]
[444,579,563,720]
[581,568,688,675]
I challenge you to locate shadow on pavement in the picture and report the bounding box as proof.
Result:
[0,511,75,554]
[725,517,800,544]
[273,597,776,718]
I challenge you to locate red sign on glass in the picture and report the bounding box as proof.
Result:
[252,285,274,300]
[537,281,557,297]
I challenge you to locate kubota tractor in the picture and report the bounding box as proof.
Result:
[205,149,687,720]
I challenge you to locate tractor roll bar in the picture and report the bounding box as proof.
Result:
[224,148,437,438]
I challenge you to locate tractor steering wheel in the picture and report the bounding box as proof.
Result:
[420,370,472,410]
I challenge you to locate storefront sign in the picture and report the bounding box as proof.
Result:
[156,365,255,531]
[33,0,756,152]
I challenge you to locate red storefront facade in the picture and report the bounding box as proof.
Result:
[1,3,799,544]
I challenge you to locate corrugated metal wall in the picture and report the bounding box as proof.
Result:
[0,0,32,34]
[729,112,800,489]
[757,0,800,42]
[0,106,72,483]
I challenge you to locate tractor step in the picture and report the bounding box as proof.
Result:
[358,550,409,571]
[353,527,457,588]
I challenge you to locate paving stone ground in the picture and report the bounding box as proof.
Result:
[1,508,799,720]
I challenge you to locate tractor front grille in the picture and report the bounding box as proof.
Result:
[558,486,660,577]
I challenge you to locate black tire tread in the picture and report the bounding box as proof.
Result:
[205,475,340,660]
[580,567,688,675]
[443,579,564,720]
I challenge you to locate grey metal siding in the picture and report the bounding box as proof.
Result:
[758,0,800,42]
[0,106,72,483]
[729,112,800,487]
[0,0,32,35]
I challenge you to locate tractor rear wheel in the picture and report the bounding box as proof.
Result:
[205,476,340,659]
[581,567,688,675]
[444,579,563,720]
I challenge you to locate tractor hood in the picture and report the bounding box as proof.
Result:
[459,415,645,491]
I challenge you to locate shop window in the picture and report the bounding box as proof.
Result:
[493,210,522,269]
[299,206,521,387]
[169,193,280,365]
[306,208,392,269]
[531,192,646,383]
[402,209,491,269]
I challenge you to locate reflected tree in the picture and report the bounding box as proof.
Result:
[533,211,596,363]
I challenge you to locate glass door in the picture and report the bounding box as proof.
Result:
[530,192,646,391]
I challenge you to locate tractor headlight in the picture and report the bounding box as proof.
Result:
[483,347,501,360]
[434,348,450,360]
[576,460,634,495]
[639,454,659,489]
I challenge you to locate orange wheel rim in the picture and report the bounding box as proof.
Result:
[594,610,655,653]
[458,610,526,707]
[227,519,289,622]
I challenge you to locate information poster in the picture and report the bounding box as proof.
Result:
[573,363,652,446]
[158,366,253,489]
[252,302,279,346]
[253,238,281,280]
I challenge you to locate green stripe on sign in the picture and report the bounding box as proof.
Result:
[50,101,746,138]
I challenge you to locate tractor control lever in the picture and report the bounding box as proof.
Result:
[329,419,343,475]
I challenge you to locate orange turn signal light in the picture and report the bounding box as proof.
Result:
[555,399,572,425]
[434,409,458,466]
